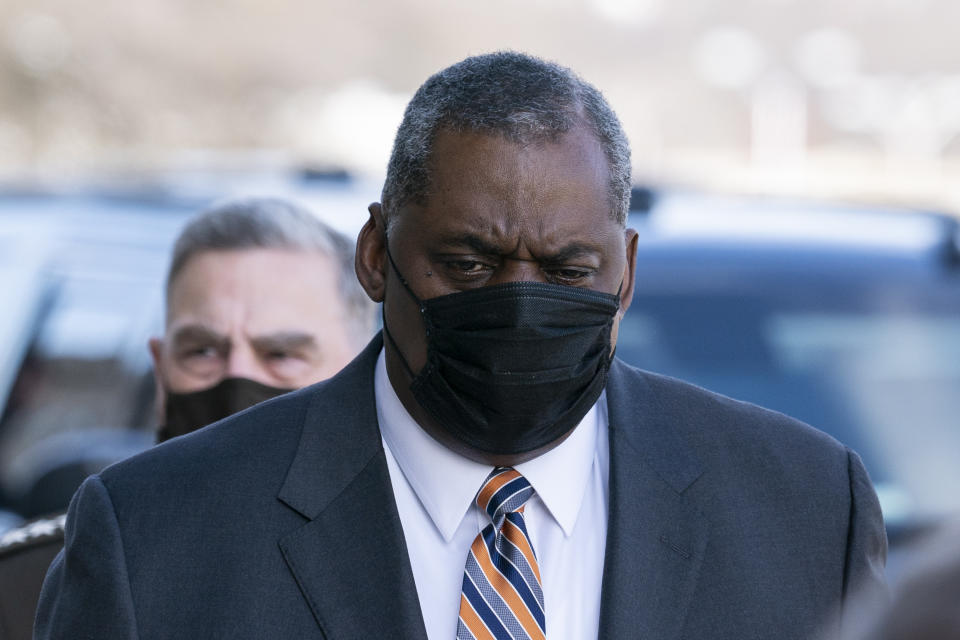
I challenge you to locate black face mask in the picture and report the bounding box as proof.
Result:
[383,242,621,456]
[158,377,294,443]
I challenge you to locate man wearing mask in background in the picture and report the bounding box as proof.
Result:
[149,196,374,440]
[36,52,886,639]
[0,197,373,640]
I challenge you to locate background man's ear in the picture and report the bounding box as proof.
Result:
[355,202,388,303]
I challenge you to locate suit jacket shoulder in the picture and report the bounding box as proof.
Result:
[600,358,887,639]
[35,335,427,640]
[615,359,852,481]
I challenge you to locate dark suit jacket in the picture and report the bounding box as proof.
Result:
[35,335,886,639]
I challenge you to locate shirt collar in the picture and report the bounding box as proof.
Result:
[514,390,600,537]
[374,349,601,541]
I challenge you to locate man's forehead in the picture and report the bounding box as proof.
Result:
[394,126,616,231]
[164,248,343,328]
[426,212,616,250]
[170,248,332,284]
[427,125,609,180]
[167,248,338,303]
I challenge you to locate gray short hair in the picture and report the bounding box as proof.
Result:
[382,51,632,225]
[167,197,374,338]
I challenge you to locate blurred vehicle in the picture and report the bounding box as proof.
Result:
[0,169,379,525]
[617,188,960,580]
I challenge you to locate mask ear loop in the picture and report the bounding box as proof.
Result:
[380,230,425,381]
[382,230,423,306]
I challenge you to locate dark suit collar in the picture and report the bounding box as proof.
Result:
[277,333,428,639]
[277,334,384,519]
[598,358,710,640]
[605,358,703,495]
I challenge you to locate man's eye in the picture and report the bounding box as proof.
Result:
[547,268,591,283]
[266,351,291,361]
[184,346,219,359]
[448,260,489,274]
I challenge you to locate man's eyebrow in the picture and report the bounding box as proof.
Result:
[170,324,228,347]
[541,243,602,263]
[250,332,318,352]
[434,232,506,255]
[434,234,601,262]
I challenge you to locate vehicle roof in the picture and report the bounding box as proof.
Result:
[628,190,960,282]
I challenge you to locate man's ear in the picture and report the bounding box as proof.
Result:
[148,337,167,425]
[355,202,388,303]
[618,228,639,316]
[609,228,639,354]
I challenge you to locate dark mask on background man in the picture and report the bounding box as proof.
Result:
[158,377,294,443]
[383,240,620,456]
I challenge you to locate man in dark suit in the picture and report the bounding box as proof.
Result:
[35,52,886,639]
[0,198,373,640]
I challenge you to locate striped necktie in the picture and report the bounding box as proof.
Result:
[457,467,546,640]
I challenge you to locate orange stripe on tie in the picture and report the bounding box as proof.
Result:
[459,593,497,640]
[472,535,546,640]
[502,517,542,584]
[476,469,521,511]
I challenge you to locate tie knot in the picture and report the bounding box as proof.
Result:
[476,467,534,528]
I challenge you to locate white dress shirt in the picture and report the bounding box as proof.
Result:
[375,349,609,640]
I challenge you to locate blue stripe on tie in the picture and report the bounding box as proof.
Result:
[481,523,497,554]
[492,548,545,626]
[481,523,545,627]
[498,489,533,521]
[505,513,535,552]
[480,468,516,510]
[466,543,530,639]
[499,518,544,604]
[507,511,534,549]
[461,562,514,639]
[487,476,531,519]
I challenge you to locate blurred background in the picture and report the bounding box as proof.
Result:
[5,0,960,207]
[1,0,958,582]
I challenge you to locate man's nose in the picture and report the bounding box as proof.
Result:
[491,259,548,285]
[223,344,264,381]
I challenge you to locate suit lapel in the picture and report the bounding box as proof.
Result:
[273,340,709,639]
[598,360,710,640]
[276,335,427,639]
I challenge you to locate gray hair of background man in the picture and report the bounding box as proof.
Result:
[166,197,375,339]
[381,50,632,226]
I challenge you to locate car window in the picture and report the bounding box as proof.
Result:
[0,198,194,516]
